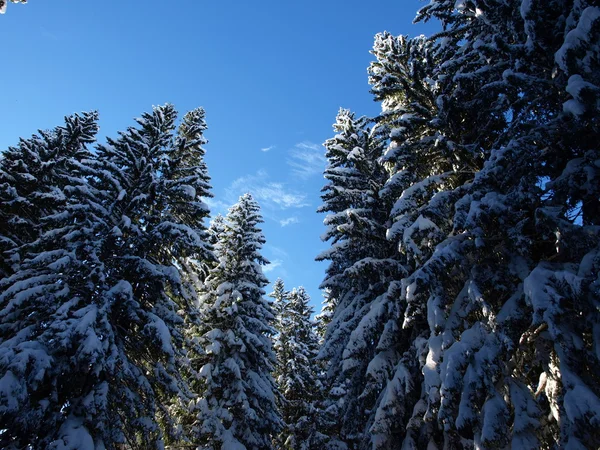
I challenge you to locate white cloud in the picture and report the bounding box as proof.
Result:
[287,141,327,179]
[265,245,289,259]
[260,145,275,152]
[203,196,231,214]
[263,259,283,273]
[226,170,309,210]
[279,216,299,227]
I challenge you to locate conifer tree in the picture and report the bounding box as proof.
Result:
[0,112,103,450]
[363,1,600,449]
[194,193,282,449]
[0,111,99,278]
[269,278,287,323]
[272,285,322,449]
[316,108,399,447]
[0,104,215,449]
[207,214,226,249]
[316,1,600,449]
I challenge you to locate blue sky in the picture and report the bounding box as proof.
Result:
[0,0,437,311]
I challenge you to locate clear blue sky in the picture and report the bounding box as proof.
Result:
[0,0,437,311]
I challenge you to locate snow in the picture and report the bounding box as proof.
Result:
[48,417,95,450]
[144,313,174,355]
[523,265,582,336]
[222,429,247,450]
[563,74,599,116]
[0,370,24,412]
[555,7,600,73]
[563,383,600,427]
[479,394,508,448]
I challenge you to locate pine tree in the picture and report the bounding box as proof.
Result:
[90,103,215,447]
[0,104,215,449]
[360,1,600,449]
[365,30,483,450]
[160,107,213,265]
[0,111,99,278]
[269,278,287,323]
[194,193,282,449]
[272,285,322,449]
[316,108,399,447]
[0,112,103,450]
[0,0,26,14]
[207,214,226,249]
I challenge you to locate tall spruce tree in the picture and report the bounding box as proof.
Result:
[194,193,282,449]
[272,285,322,449]
[0,111,102,449]
[317,108,400,447]
[269,278,287,325]
[0,104,215,449]
[365,30,487,450]
[360,1,600,449]
[0,111,99,278]
[316,1,600,449]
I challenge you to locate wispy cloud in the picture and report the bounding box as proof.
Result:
[287,141,327,179]
[203,196,231,215]
[263,259,283,273]
[279,216,299,227]
[40,27,59,41]
[266,245,289,259]
[226,170,309,210]
[260,145,275,153]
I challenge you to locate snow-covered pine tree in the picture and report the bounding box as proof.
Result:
[269,278,287,325]
[314,289,334,343]
[160,107,213,266]
[365,30,490,450]
[0,0,26,14]
[0,104,215,449]
[194,193,282,449]
[90,103,216,447]
[0,112,105,450]
[316,108,400,447]
[207,214,226,249]
[152,106,216,444]
[272,285,322,449]
[361,1,600,448]
[0,111,99,278]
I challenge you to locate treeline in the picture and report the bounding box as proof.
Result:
[0,105,315,449]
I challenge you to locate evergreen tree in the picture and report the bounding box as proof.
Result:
[272,285,322,449]
[317,1,600,449]
[362,1,600,449]
[0,0,26,14]
[194,193,282,449]
[314,289,333,343]
[160,107,214,268]
[269,278,287,323]
[0,111,103,450]
[207,214,226,249]
[0,111,99,278]
[0,104,215,449]
[365,30,484,450]
[91,103,214,447]
[316,108,399,447]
